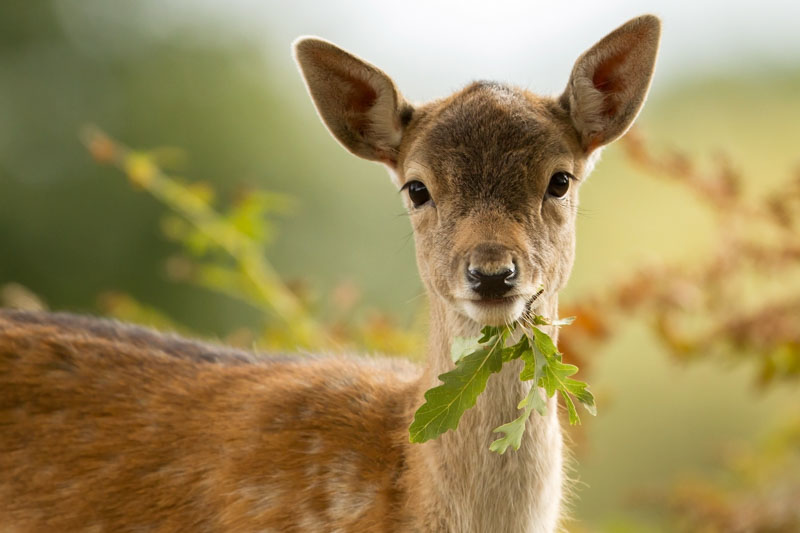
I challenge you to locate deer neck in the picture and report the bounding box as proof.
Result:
[408,293,564,533]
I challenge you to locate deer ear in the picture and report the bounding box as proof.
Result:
[294,37,412,166]
[561,15,661,153]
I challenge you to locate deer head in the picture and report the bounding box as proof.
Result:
[295,15,660,328]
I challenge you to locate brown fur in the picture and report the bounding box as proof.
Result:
[0,15,660,532]
[0,310,419,531]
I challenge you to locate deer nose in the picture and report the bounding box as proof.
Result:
[466,263,517,299]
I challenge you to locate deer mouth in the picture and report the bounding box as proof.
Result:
[457,287,544,326]
[477,296,518,305]
[459,294,529,326]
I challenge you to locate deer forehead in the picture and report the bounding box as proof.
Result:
[401,82,580,206]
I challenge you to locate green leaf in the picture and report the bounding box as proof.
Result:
[492,332,550,454]
[409,318,596,451]
[450,335,480,364]
[519,341,542,381]
[531,326,560,361]
[531,326,596,425]
[489,385,547,454]
[505,334,529,363]
[563,375,597,417]
[478,325,502,343]
[540,358,579,398]
[525,383,548,417]
[532,314,575,327]
[409,335,506,443]
[489,412,527,454]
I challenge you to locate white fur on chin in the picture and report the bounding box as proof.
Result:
[459,297,527,327]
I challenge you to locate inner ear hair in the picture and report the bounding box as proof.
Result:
[294,37,411,166]
[561,14,661,153]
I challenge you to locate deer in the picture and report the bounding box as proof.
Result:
[0,14,660,532]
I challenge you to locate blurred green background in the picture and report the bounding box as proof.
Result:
[2,1,799,530]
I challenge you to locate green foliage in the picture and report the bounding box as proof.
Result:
[490,370,547,454]
[409,328,509,444]
[530,327,597,425]
[84,128,324,348]
[410,319,596,453]
[82,128,424,355]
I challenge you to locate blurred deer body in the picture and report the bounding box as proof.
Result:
[0,15,660,533]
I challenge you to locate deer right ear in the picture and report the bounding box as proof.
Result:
[294,37,412,167]
[561,15,661,153]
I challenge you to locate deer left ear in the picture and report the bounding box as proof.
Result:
[294,37,411,167]
[561,15,661,153]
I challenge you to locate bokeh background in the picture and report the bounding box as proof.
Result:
[2,1,799,531]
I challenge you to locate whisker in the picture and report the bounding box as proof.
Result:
[396,231,415,253]
[404,291,428,305]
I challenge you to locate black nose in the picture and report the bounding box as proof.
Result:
[467,264,517,299]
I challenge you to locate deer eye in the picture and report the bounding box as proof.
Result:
[547,172,572,198]
[403,180,431,207]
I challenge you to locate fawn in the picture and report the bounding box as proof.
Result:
[0,15,660,532]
